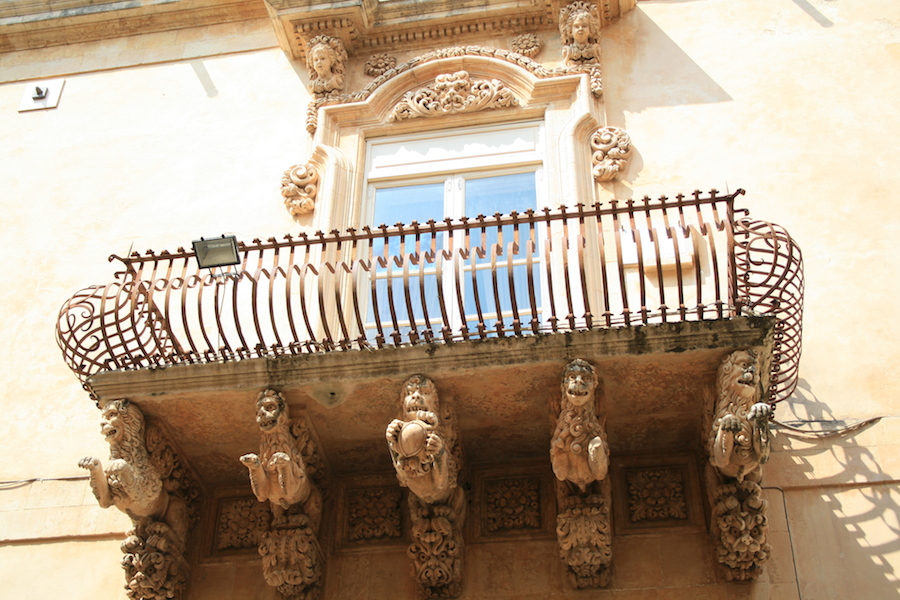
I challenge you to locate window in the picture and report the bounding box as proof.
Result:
[362,122,546,342]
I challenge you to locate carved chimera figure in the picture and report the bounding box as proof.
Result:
[551,359,612,588]
[306,35,347,96]
[559,1,603,96]
[706,350,773,581]
[241,389,324,600]
[386,375,465,599]
[79,399,194,600]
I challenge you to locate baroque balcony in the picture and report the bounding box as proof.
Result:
[56,189,804,592]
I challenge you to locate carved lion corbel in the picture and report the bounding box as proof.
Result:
[550,359,612,588]
[79,399,197,600]
[386,375,465,599]
[240,389,324,600]
[706,350,773,581]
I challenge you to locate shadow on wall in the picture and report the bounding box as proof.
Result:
[775,379,900,598]
[602,6,732,122]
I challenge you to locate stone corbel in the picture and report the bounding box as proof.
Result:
[386,375,465,599]
[550,359,612,588]
[240,389,325,600]
[705,350,773,581]
[79,399,201,600]
[281,160,321,219]
[591,126,631,182]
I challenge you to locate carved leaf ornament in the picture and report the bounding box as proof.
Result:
[390,71,519,121]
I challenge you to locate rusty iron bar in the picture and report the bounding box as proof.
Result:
[55,189,802,404]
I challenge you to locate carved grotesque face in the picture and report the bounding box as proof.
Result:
[725,350,759,398]
[256,392,285,431]
[311,46,334,79]
[100,401,125,443]
[563,362,597,407]
[571,14,591,45]
[402,376,439,421]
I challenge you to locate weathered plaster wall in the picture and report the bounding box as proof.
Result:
[1,0,899,598]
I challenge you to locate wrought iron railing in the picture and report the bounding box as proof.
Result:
[56,189,803,402]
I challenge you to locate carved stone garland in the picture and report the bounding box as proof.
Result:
[79,399,200,600]
[550,359,612,588]
[281,162,320,218]
[386,375,465,599]
[706,350,773,581]
[240,389,325,600]
[591,126,631,182]
[390,71,518,122]
[560,1,604,97]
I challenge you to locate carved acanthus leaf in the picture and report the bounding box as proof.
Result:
[348,487,403,542]
[626,468,687,522]
[259,518,324,600]
[485,477,541,533]
[281,163,320,218]
[408,489,466,599]
[591,126,631,182]
[556,493,612,589]
[390,71,518,121]
[122,520,188,600]
[712,480,771,581]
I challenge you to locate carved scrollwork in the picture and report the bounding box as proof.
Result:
[510,33,543,58]
[556,493,612,589]
[626,468,687,522]
[590,126,631,182]
[348,487,403,542]
[281,163,320,218]
[389,71,518,122]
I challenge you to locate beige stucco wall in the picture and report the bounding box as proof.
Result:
[1,0,899,598]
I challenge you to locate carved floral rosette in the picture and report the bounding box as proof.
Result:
[591,126,631,182]
[556,493,612,589]
[390,71,518,122]
[626,468,687,523]
[281,163,320,218]
[365,53,397,77]
[348,487,403,542]
[711,480,771,581]
[510,33,543,58]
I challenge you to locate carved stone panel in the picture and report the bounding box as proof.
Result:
[214,497,270,551]
[626,467,688,523]
[485,476,542,534]
[611,455,703,535]
[348,486,403,542]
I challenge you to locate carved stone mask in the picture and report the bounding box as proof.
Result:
[256,392,285,431]
[727,351,759,398]
[563,363,597,407]
[100,402,125,442]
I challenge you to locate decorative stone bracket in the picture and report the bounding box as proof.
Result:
[386,375,465,599]
[705,350,773,581]
[79,399,201,600]
[591,126,631,182]
[550,359,613,588]
[281,161,321,219]
[240,389,325,600]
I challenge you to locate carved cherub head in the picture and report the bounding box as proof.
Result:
[562,359,598,408]
[560,1,601,47]
[718,350,760,401]
[255,389,288,431]
[306,36,347,94]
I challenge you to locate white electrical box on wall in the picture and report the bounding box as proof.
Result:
[19,79,65,112]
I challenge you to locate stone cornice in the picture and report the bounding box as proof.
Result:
[0,0,267,53]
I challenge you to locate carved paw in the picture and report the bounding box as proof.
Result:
[240,453,261,468]
[720,414,743,433]
[425,432,444,456]
[78,457,101,471]
[748,403,773,423]
[271,452,290,466]
[386,419,404,446]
